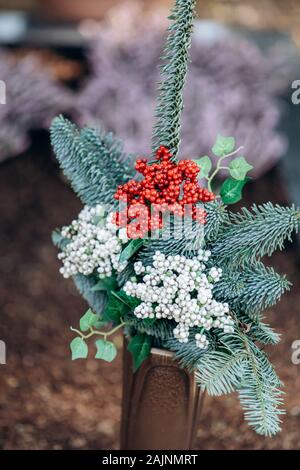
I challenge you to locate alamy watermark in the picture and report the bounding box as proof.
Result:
[291,340,300,365]
[114,199,205,241]
[0,340,6,364]
[291,80,300,105]
[0,80,6,104]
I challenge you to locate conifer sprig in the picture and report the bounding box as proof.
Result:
[238,343,284,437]
[204,200,229,243]
[196,332,284,436]
[151,0,196,159]
[50,116,134,206]
[212,262,291,318]
[73,274,107,316]
[212,203,300,266]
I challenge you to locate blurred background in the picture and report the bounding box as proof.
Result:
[0,0,300,450]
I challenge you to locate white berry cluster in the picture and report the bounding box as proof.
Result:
[195,333,209,349]
[124,250,235,348]
[58,205,128,278]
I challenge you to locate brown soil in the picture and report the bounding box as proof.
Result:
[0,138,299,450]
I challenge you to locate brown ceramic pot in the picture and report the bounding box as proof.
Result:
[121,343,204,450]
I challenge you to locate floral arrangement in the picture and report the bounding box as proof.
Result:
[51,0,299,437]
[76,8,289,178]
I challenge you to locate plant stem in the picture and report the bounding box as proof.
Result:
[70,322,126,341]
[207,146,244,192]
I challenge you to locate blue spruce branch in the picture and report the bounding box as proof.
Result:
[204,200,229,243]
[247,319,281,346]
[239,342,284,436]
[73,274,107,315]
[196,332,284,436]
[125,311,174,342]
[236,264,291,318]
[165,330,217,371]
[50,116,134,206]
[139,208,211,265]
[212,203,300,266]
[196,350,247,395]
[213,262,291,318]
[151,0,196,159]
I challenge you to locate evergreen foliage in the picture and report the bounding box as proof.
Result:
[138,225,204,266]
[73,274,107,315]
[52,229,69,250]
[125,311,174,342]
[212,203,300,266]
[50,116,134,206]
[196,332,284,436]
[116,263,136,287]
[165,332,216,370]
[238,345,284,437]
[151,0,196,159]
[196,349,247,395]
[204,200,229,243]
[211,268,244,302]
[235,264,291,318]
[213,262,291,318]
[248,320,281,346]
[138,210,208,266]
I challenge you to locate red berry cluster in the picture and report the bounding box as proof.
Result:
[113,146,215,239]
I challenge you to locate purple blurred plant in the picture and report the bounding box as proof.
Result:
[0,50,72,161]
[77,25,289,177]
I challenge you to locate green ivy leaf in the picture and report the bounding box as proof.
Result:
[193,156,212,178]
[80,308,98,332]
[102,292,127,323]
[93,317,107,329]
[119,239,145,263]
[102,290,141,324]
[220,177,250,205]
[143,318,157,326]
[112,290,141,310]
[128,334,152,372]
[91,276,118,292]
[229,157,253,181]
[70,337,88,360]
[212,135,235,157]
[95,339,117,362]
